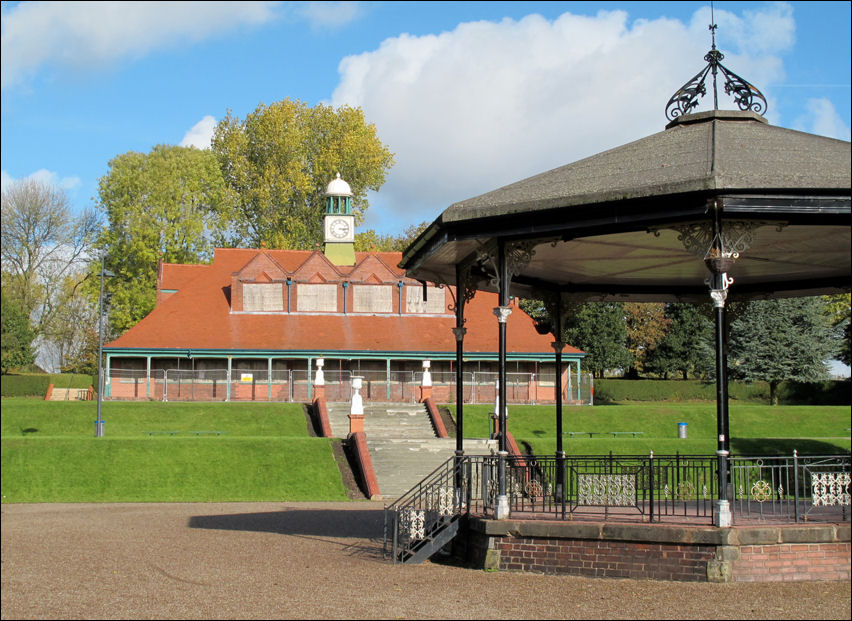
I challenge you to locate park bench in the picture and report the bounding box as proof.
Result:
[145,430,179,436]
[564,431,600,438]
[190,430,225,436]
[610,431,643,438]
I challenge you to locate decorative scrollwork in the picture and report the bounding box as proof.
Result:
[811,472,851,507]
[525,480,543,499]
[676,481,696,501]
[750,480,773,503]
[665,21,767,121]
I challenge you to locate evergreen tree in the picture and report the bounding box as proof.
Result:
[729,297,838,405]
[564,302,632,379]
[1,291,35,374]
[646,303,714,379]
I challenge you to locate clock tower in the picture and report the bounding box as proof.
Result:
[323,173,356,266]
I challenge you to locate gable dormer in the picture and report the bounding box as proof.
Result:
[230,251,289,312]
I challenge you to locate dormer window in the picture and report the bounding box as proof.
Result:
[243,283,284,311]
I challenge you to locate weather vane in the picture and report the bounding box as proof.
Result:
[665,2,768,121]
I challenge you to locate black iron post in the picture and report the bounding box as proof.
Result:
[705,211,733,527]
[494,240,510,518]
[453,265,467,506]
[552,296,566,514]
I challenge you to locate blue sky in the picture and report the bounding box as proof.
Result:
[2,1,850,238]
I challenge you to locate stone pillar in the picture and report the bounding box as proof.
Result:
[349,376,364,434]
[418,359,433,402]
[314,358,325,401]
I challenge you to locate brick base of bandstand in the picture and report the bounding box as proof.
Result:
[458,518,851,582]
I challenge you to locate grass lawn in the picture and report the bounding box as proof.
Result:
[446,403,852,456]
[1,398,349,503]
[3,398,848,503]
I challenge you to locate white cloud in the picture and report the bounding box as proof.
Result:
[179,115,218,149]
[294,1,361,30]
[332,6,792,232]
[1,169,81,192]
[1,1,281,89]
[793,98,852,141]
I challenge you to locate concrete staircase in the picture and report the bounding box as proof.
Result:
[47,387,91,401]
[325,402,496,500]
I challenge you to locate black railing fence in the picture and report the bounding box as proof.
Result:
[384,452,850,563]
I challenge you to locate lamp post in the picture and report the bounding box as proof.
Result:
[96,256,114,438]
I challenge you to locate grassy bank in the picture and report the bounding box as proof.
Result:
[447,403,852,456]
[1,399,348,503]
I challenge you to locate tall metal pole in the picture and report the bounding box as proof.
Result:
[96,255,106,438]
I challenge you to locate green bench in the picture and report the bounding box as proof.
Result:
[564,431,643,438]
[145,431,225,436]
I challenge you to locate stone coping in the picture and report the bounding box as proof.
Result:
[469,517,850,546]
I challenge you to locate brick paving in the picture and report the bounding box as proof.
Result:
[2,502,850,620]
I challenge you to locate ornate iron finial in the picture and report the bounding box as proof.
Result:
[665,5,768,121]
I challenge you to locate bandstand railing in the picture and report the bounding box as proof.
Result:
[383,452,850,563]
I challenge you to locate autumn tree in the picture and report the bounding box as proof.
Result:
[95,144,232,334]
[623,303,669,378]
[354,221,429,252]
[212,98,395,250]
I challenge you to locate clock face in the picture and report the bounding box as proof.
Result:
[330,218,351,239]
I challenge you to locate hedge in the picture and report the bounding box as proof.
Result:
[593,378,850,405]
[1,373,97,398]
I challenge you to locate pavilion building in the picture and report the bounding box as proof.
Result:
[103,175,586,403]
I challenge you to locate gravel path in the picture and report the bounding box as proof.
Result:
[2,502,849,620]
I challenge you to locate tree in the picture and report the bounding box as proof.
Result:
[1,178,98,336]
[354,221,429,252]
[40,270,100,374]
[565,302,632,379]
[211,98,395,249]
[729,296,839,405]
[645,303,714,379]
[95,144,232,334]
[623,303,669,378]
[1,291,35,374]
[823,293,851,367]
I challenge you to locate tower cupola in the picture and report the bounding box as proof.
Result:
[322,173,356,266]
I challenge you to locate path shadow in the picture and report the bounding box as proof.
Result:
[188,507,384,539]
[188,507,388,559]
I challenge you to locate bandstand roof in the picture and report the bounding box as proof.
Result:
[399,110,851,303]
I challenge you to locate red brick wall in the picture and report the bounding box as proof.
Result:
[495,536,714,581]
[733,543,851,582]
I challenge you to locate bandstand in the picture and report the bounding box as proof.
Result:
[386,24,851,581]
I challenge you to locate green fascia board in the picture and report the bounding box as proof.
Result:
[104,347,584,362]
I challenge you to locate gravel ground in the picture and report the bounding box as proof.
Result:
[2,502,849,620]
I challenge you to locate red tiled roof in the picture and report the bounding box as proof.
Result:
[108,248,582,356]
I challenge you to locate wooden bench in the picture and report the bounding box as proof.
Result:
[145,431,179,436]
[610,431,643,438]
[564,431,600,438]
[190,431,224,436]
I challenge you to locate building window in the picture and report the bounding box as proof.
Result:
[353,285,393,313]
[406,285,446,314]
[243,283,284,312]
[296,284,338,312]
